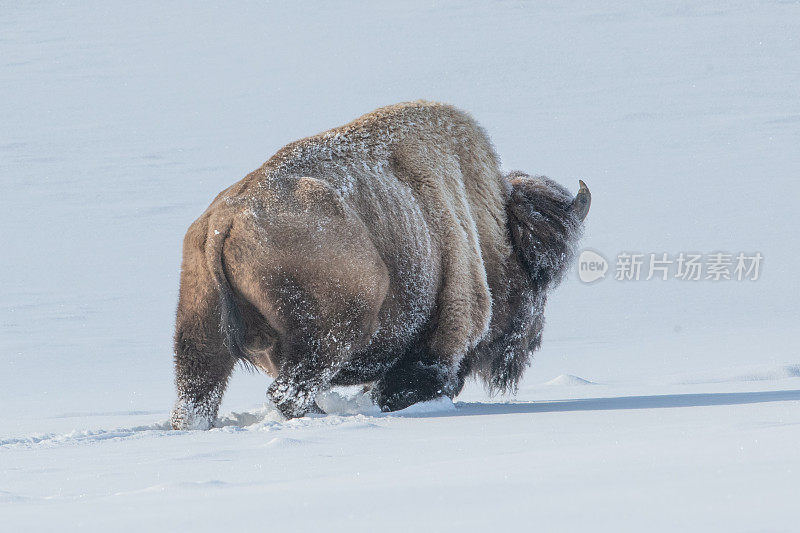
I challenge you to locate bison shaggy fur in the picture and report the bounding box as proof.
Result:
[170,101,589,429]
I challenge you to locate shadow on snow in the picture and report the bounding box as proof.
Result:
[4,390,799,449]
[435,389,800,418]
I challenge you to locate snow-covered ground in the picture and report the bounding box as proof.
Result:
[2,1,798,531]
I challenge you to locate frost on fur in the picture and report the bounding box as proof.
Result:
[468,172,587,395]
[170,381,225,430]
[170,102,589,425]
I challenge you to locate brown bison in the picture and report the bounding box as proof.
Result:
[170,101,590,429]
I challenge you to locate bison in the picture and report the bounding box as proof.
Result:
[170,101,590,429]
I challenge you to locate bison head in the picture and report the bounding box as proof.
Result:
[506,172,591,287]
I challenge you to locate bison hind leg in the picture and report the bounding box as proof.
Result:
[265,276,387,419]
[266,327,363,419]
[171,304,237,430]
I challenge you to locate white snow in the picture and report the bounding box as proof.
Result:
[2,1,799,531]
[544,374,597,387]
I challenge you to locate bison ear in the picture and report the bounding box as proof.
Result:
[570,180,591,221]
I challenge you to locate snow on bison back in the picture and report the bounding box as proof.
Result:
[170,101,591,430]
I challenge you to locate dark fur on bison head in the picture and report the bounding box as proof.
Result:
[505,172,590,289]
[468,173,591,397]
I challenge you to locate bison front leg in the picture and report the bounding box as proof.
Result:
[372,348,462,412]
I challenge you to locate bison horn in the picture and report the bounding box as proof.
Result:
[571,179,591,221]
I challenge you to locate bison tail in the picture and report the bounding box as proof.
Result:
[204,217,256,370]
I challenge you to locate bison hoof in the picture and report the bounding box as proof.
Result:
[374,389,426,412]
[170,401,214,430]
[373,361,453,412]
[267,379,320,419]
[272,399,313,419]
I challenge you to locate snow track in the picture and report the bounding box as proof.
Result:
[3,382,800,531]
[5,387,800,449]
